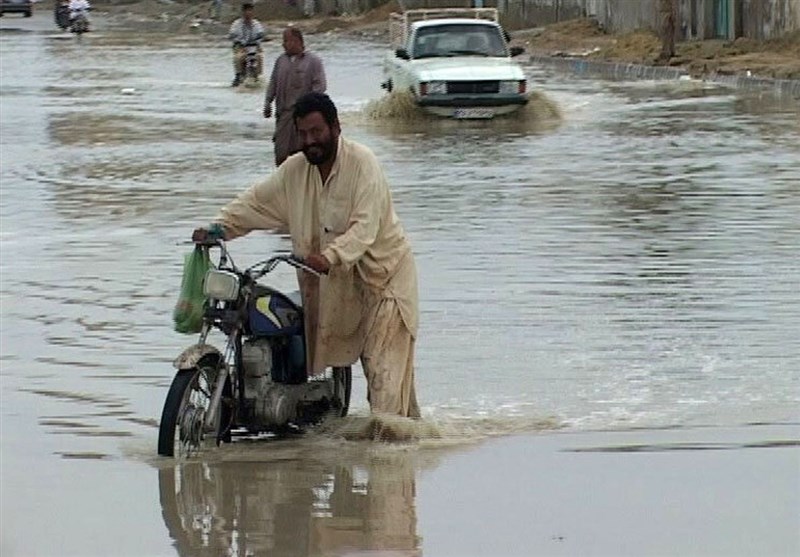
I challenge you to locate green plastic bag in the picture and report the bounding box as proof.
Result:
[173,246,212,334]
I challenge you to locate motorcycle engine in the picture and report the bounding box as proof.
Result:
[241,338,273,400]
[241,338,298,426]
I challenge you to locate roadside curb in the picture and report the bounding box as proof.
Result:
[528,55,800,99]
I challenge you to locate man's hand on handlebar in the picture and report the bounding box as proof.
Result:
[192,224,225,244]
[192,228,211,244]
[304,253,330,274]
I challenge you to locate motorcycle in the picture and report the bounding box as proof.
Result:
[242,43,262,85]
[157,239,352,458]
[54,0,70,30]
[70,12,89,34]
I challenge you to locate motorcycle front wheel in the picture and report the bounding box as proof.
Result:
[158,360,231,457]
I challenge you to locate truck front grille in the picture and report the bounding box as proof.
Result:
[447,81,500,94]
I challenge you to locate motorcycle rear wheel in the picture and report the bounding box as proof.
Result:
[158,360,231,457]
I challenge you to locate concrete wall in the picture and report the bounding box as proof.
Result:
[597,0,660,34]
[397,0,800,38]
[741,0,800,40]
[495,0,584,29]
[311,0,386,16]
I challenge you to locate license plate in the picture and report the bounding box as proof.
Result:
[452,108,494,119]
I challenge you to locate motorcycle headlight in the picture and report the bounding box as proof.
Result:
[499,80,525,94]
[203,269,240,301]
[422,81,447,95]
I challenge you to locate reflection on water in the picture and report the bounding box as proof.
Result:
[157,413,561,557]
[159,440,427,557]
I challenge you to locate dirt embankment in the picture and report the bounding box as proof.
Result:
[95,0,400,36]
[96,0,800,80]
[513,18,800,80]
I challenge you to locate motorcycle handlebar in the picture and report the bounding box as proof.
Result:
[185,238,322,278]
[258,254,324,278]
[192,238,222,248]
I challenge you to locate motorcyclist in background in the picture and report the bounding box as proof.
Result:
[68,0,90,26]
[228,2,265,87]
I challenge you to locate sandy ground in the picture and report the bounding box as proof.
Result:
[93,0,800,80]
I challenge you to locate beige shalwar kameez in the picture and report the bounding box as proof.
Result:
[214,137,420,417]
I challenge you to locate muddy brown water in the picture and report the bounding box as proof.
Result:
[1,12,799,557]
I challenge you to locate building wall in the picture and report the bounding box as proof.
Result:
[741,0,800,39]
[496,0,584,28]
[396,0,799,38]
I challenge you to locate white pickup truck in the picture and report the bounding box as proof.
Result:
[382,8,528,119]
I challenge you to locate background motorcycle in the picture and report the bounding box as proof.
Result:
[157,240,352,457]
[70,11,89,35]
[242,43,262,85]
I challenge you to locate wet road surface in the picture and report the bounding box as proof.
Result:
[1,10,799,556]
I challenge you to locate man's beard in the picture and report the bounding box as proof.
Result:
[302,136,335,166]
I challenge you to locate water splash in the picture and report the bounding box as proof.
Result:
[358,89,562,133]
[319,412,561,446]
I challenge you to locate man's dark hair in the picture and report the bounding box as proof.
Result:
[242,1,254,11]
[293,92,338,128]
[285,26,304,43]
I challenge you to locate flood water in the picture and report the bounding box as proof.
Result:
[1,12,799,557]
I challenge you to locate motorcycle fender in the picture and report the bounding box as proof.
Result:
[173,344,224,370]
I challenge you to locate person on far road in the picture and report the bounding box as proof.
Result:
[68,0,91,26]
[228,1,265,87]
[263,27,326,166]
[210,0,223,20]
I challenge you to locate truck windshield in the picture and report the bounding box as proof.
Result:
[412,24,508,59]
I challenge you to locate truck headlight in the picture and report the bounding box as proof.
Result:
[203,269,240,301]
[499,80,526,94]
[421,81,447,95]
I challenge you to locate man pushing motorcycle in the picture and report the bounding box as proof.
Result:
[227,1,264,87]
[193,93,420,418]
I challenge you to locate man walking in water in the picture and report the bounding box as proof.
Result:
[263,27,327,166]
[195,93,421,418]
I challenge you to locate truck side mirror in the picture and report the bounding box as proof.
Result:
[395,48,410,60]
[509,46,525,57]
